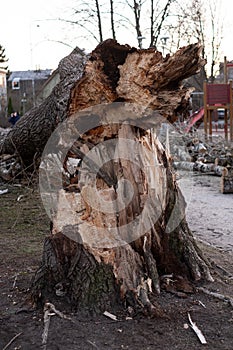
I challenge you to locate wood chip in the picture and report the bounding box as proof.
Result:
[103,311,117,321]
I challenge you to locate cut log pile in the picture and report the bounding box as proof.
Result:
[165,127,233,193]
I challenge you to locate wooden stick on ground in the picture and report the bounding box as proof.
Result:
[42,306,54,349]
[188,313,207,345]
[42,302,70,349]
[198,287,233,307]
[2,332,22,350]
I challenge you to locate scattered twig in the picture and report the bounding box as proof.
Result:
[198,287,233,307]
[0,153,17,162]
[41,302,71,349]
[42,306,54,348]
[12,274,18,289]
[188,313,207,345]
[44,302,71,320]
[2,332,22,350]
[103,311,117,321]
[86,340,99,349]
[17,194,24,202]
[213,263,233,279]
[198,300,206,309]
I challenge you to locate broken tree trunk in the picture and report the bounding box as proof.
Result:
[0,47,87,165]
[30,39,213,315]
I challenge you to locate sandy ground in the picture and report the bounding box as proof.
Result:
[179,172,233,252]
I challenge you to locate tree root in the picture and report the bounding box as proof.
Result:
[198,287,233,308]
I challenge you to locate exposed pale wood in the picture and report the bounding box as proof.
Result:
[103,311,118,320]
[42,307,52,348]
[117,43,205,120]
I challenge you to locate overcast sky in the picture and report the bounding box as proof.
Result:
[0,0,76,71]
[1,0,233,71]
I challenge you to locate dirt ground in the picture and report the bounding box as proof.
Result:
[0,174,233,350]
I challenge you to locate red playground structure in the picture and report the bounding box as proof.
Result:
[185,107,204,133]
[203,81,233,141]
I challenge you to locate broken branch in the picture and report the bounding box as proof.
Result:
[2,332,22,350]
[188,313,207,345]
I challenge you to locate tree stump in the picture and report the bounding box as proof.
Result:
[26,39,213,315]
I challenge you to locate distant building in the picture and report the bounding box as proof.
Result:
[7,69,53,115]
[216,60,233,83]
[0,69,7,126]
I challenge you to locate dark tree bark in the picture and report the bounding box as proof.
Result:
[0,47,87,165]
[28,39,213,316]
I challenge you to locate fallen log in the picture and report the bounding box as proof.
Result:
[0,47,87,165]
[221,169,233,193]
[173,161,227,176]
[30,40,214,317]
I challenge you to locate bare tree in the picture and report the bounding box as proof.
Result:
[149,0,174,48]
[168,0,223,81]
[167,0,207,89]
[95,0,104,42]
[110,0,116,39]
[125,0,144,48]
[54,0,223,83]
[208,1,223,82]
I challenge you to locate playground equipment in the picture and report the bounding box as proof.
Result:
[203,81,233,141]
[185,107,204,133]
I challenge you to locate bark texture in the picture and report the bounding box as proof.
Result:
[25,39,212,315]
[0,47,87,165]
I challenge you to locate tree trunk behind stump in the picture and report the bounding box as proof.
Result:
[0,47,87,165]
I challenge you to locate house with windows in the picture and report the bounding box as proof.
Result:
[7,69,53,115]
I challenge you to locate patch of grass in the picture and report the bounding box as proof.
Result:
[0,184,50,265]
